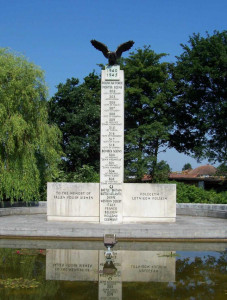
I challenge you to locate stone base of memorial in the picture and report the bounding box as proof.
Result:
[47,182,176,223]
[47,182,99,222]
[123,183,176,223]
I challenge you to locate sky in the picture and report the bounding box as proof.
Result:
[1,0,226,171]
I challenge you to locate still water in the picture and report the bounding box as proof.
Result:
[0,241,226,300]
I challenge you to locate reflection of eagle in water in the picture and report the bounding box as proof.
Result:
[90,40,134,65]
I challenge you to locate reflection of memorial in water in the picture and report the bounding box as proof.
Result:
[46,249,176,300]
[46,249,98,281]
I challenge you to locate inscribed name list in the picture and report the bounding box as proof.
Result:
[100,66,124,223]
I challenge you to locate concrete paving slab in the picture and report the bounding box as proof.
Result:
[0,214,226,240]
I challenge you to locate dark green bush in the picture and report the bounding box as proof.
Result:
[176,182,227,204]
[218,191,227,202]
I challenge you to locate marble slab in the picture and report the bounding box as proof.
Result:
[47,182,99,222]
[123,183,176,223]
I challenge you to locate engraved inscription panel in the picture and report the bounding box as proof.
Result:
[47,182,99,220]
[123,183,176,221]
[100,66,124,223]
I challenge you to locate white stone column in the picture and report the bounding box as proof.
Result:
[100,65,124,224]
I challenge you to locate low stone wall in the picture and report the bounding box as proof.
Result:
[0,202,46,217]
[0,202,226,219]
[177,203,227,219]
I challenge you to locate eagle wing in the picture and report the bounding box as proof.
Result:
[116,40,134,58]
[90,40,109,58]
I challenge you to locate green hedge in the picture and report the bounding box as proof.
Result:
[176,182,227,204]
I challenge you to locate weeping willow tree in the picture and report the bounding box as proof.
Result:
[0,48,62,203]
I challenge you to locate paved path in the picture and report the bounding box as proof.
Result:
[0,214,226,240]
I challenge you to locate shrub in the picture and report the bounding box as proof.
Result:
[176,182,227,204]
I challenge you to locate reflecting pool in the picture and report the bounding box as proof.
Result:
[0,241,226,299]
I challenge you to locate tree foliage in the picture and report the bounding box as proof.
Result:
[216,163,227,177]
[173,31,227,163]
[123,46,176,180]
[152,160,171,182]
[182,163,192,171]
[0,48,62,202]
[48,73,100,176]
[176,182,227,204]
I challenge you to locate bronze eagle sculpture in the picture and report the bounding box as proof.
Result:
[90,40,134,65]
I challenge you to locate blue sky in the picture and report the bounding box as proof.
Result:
[1,0,226,170]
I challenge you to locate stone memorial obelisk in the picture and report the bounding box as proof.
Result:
[100,65,124,223]
[90,40,134,224]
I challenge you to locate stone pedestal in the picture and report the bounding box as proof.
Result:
[123,183,176,223]
[47,182,99,222]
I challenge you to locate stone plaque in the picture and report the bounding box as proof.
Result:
[47,182,99,222]
[123,183,176,223]
[100,66,124,224]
